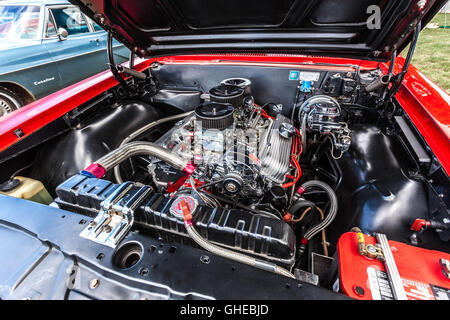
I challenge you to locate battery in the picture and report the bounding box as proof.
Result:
[337,232,450,300]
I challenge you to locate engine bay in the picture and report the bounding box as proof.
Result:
[55,73,360,275]
[0,60,449,299]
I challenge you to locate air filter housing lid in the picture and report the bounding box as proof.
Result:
[209,84,244,107]
[220,78,252,96]
[195,102,235,130]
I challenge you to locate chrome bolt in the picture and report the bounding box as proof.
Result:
[200,255,210,264]
[440,258,450,280]
[89,279,100,289]
[225,183,237,192]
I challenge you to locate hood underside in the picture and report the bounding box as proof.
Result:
[71,0,445,61]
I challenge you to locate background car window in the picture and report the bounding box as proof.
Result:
[92,22,103,32]
[0,5,41,40]
[45,12,56,37]
[50,7,89,36]
[88,17,103,32]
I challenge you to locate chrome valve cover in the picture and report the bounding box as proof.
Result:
[259,114,294,184]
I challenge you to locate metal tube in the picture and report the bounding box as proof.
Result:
[96,141,188,173]
[375,233,408,300]
[121,112,192,148]
[386,21,421,101]
[116,65,147,80]
[107,31,130,94]
[114,112,193,183]
[185,222,296,279]
[180,187,294,279]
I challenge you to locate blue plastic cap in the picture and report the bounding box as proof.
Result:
[300,81,312,93]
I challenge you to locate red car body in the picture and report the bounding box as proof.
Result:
[0,0,449,301]
[1,54,448,175]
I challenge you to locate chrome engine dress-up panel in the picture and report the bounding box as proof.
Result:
[259,114,294,184]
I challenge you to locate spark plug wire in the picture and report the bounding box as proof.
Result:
[282,128,302,188]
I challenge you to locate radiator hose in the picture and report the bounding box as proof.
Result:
[114,112,193,183]
[295,180,338,255]
[179,199,296,279]
[81,141,195,179]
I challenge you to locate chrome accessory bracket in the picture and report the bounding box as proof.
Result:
[80,182,152,248]
[375,233,408,300]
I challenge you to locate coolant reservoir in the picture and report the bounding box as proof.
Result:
[0,176,53,205]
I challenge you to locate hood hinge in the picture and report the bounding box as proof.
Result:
[383,21,421,109]
[107,32,152,97]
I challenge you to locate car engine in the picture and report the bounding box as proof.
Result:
[151,84,295,202]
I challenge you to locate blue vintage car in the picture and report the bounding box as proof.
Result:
[0,0,129,116]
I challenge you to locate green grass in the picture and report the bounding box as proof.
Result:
[402,13,450,94]
[429,12,450,27]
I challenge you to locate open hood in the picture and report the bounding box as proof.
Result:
[71,0,445,61]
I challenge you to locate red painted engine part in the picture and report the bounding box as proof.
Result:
[337,232,450,300]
